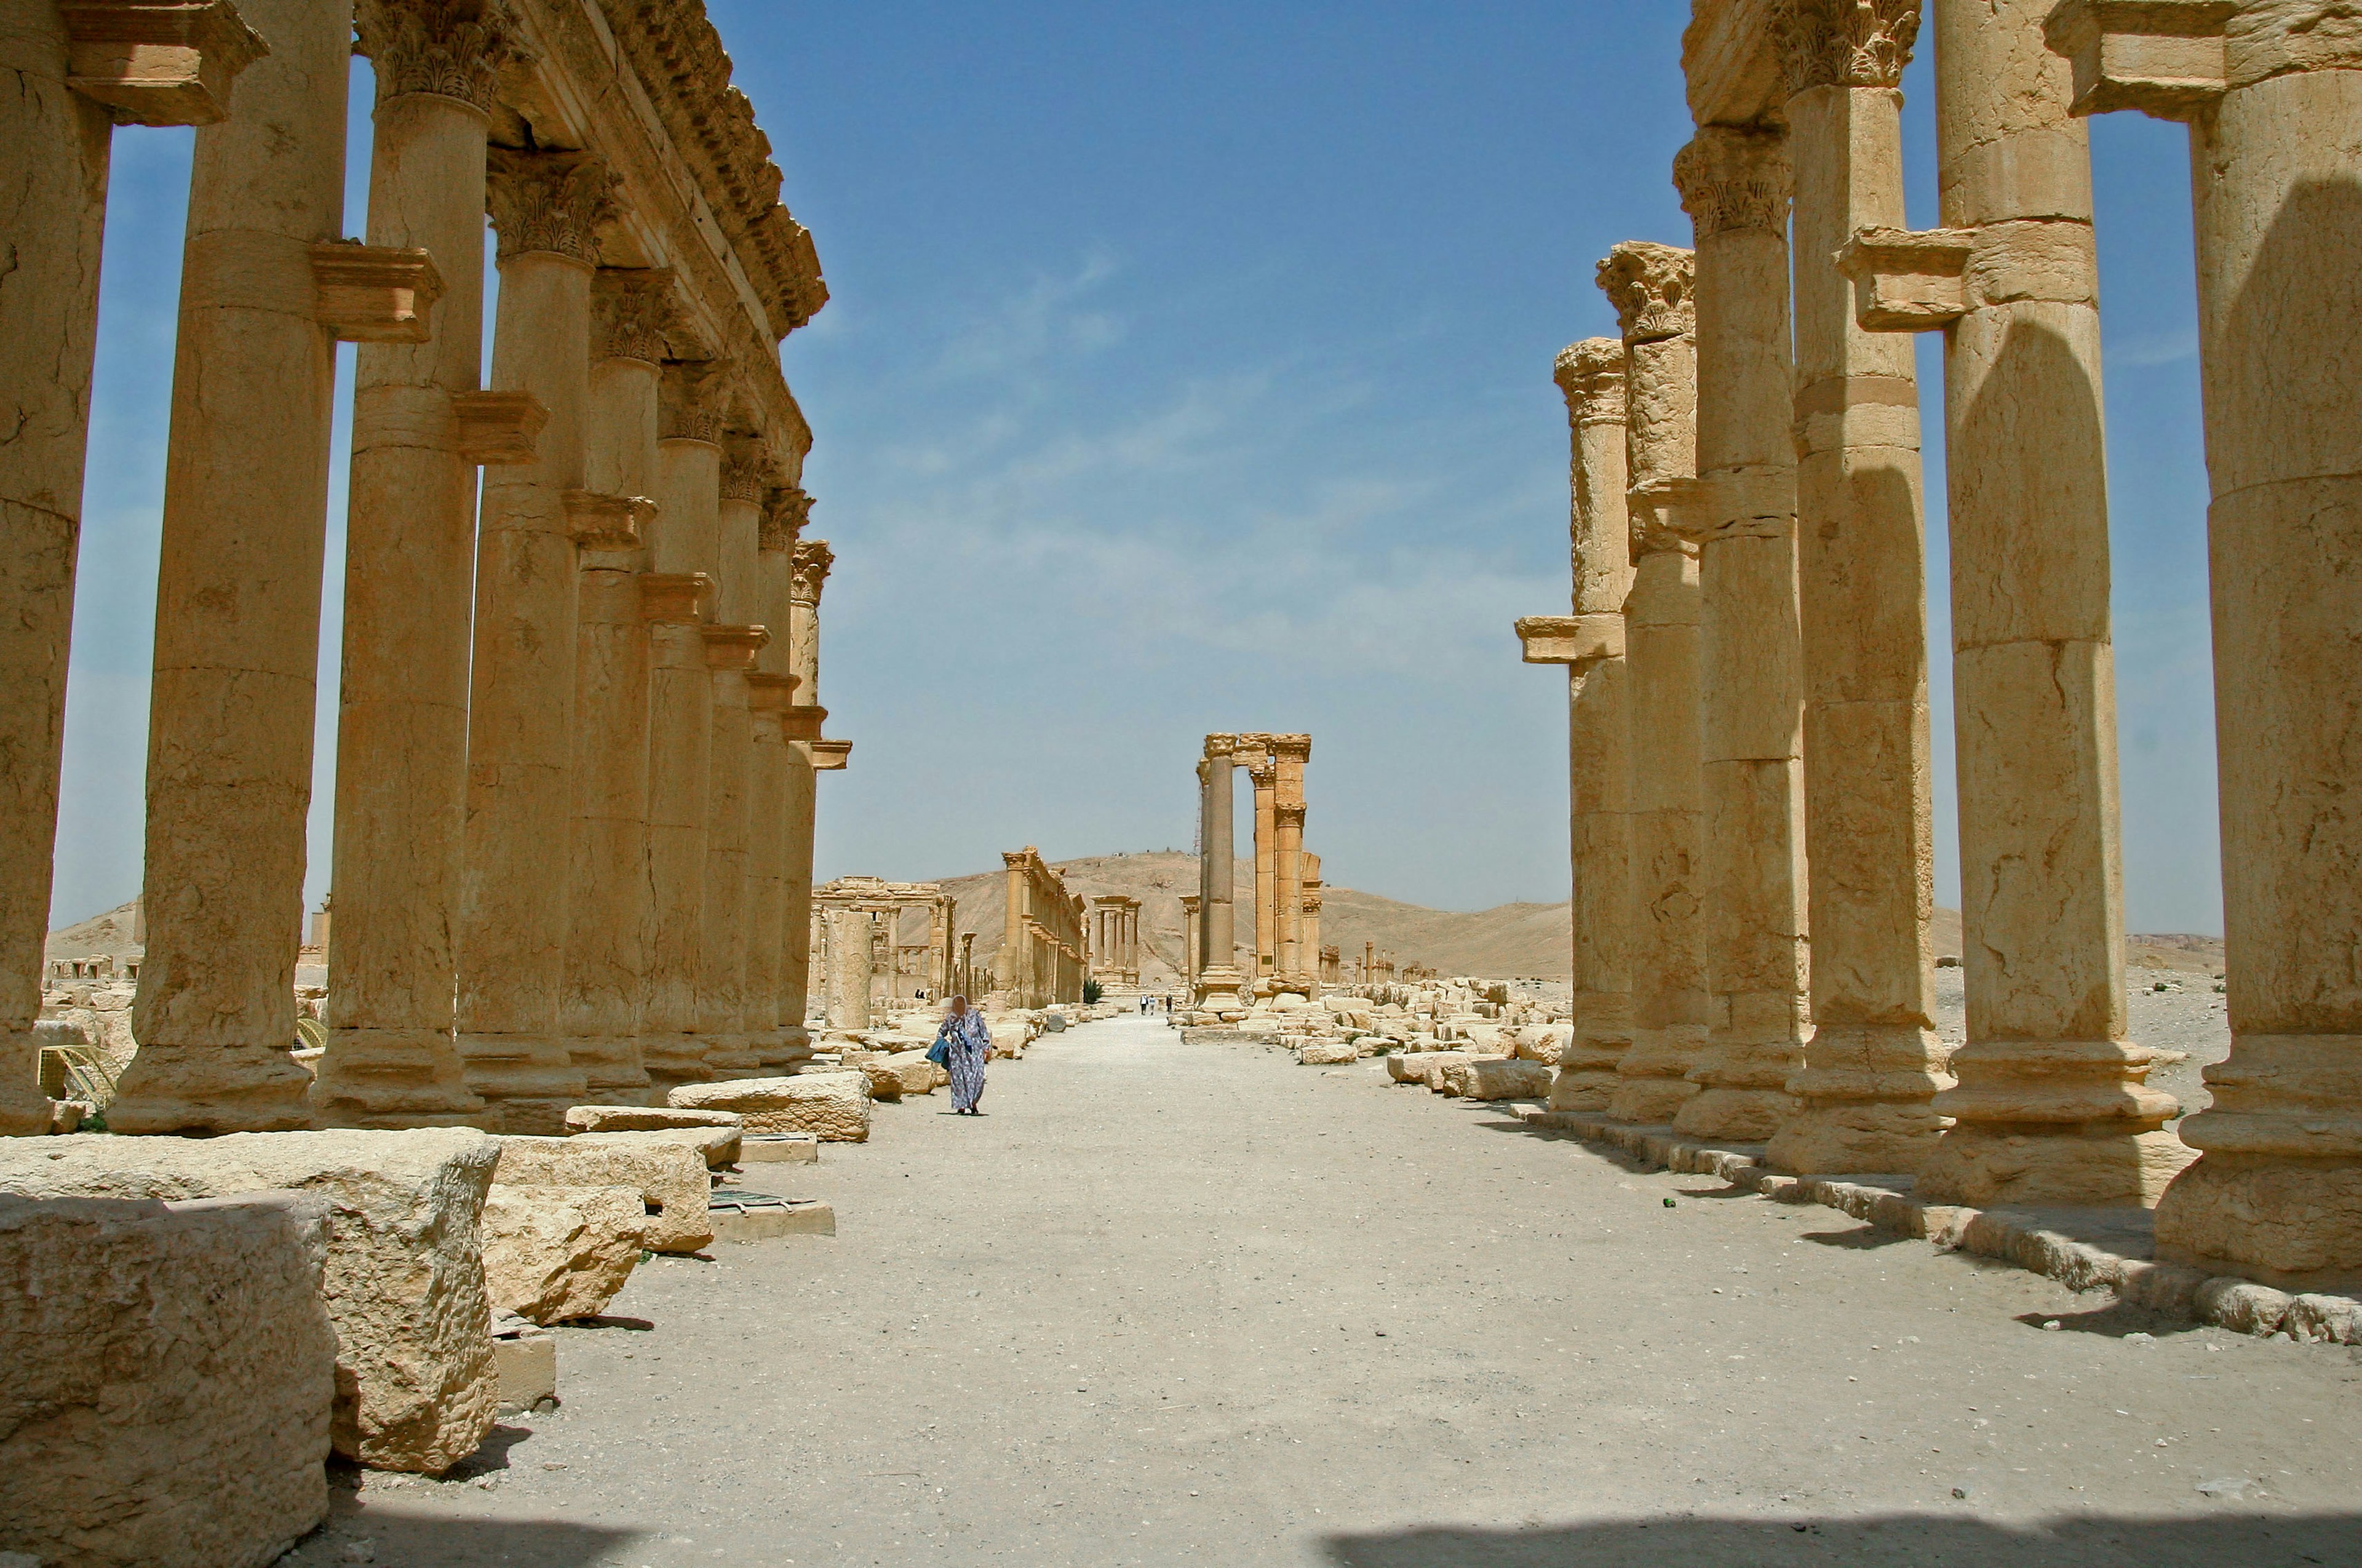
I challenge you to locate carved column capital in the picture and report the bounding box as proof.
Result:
[1672,125,1793,240]
[354,0,532,113]
[1596,242,1696,344]
[789,539,834,607]
[1553,338,1628,428]
[1275,802,1306,830]
[486,148,618,264]
[1270,734,1312,765]
[761,485,812,552]
[660,359,733,444]
[1204,733,1238,760]
[720,441,776,504]
[1771,0,1922,97]
[592,267,677,363]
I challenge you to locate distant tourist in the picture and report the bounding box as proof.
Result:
[932,995,993,1115]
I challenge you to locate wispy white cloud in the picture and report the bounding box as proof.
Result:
[2107,327,2198,368]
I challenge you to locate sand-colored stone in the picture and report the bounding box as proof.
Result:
[1597,242,1710,1128]
[479,1184,645,1324]
[0,1190,336,1568]
[494,1132,714,1255]
[563,1105,743,1136]
[1391,1050,1467,1083]
[1298,1038,1360,1065]
[699,623,769,1074]
[1195,736,1249,1009]
[640,567,717,1092]
[670,1070,873,1142]
[0,1127,501,1472]
[1767,0,1952,1176]
[880,1049,951,1094]
[1452,1058,1554,1100]
[109,0,351,1137]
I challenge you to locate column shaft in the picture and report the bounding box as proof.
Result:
[1670,128,1812,1143]
[639,573,713,1092]
[1250,749,1277,982]
[743,679,792,1063]
[1768,8,1950,1174]
[778,712,821,1033]
[114,0,350,1133]
[1196,737,1245,1009]
[698,627,765,1075]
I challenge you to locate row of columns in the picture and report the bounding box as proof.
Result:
[996,849,1086,1008]
[2,0,841,1138]
[1090,897,1142,987]
[1525,0,2362,1289]
[1191,731,1318,1008]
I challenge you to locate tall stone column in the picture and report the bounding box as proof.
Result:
[1827,0,2182,1205]
[2047,1,2362,1284]
[111,0,353,1134]
[1666,127,1813,1144]
[1766,0,1950,1175]
[1247,742,1278,986]
[1000,853,1028,1000]
[744,675,792,1059]
[561,268,670,1103]
[778,703,824,1031]
[1527,339,1636,1112]
[1598,242,1709,1128]
[638,571,714,1094]
[317,0,530,1129]
[1273,734,1311,989]
[778,523,827,1036]
[698,623,767,1075]
[1182,895,1201,995]
[1196,736,1247,1010]
[825,908,871,1030]
[451,148,616,1132]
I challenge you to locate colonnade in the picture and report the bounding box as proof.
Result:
[4,0,843,1137]
[808,878,957,1016]
[1090,896,1142,988]
[995,848,1086,1008]
[1190,731,1319,1011]
[1519,0,2362,1290]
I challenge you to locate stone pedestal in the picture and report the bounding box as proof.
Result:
[113,0,352,1134]
[1834,0,2185,1206]
[639,573,714,1095]
[453,153,618,1134]
[319,1,525,1129]
[1597,243,1709,1128]
[1766,4,1952,1176]
[2048,0,2362,1284]
[1669,127,1811,1145]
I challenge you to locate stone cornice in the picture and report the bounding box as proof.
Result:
[789,538,833,606]
[1554,338,1628,427]
[1672,125,1792,240]
[1270,734,1313,763]
[592,267,678,363]
[1770,0,1921,96]
[1597,242,1696,345]
[356,0,533,114]
[486,147,619,263]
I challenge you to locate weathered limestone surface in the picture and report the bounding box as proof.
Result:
[0,1128,500,1472]
[1391,1050,1467,1083]
[563,1105,742,1136]
[1599,242,1710,1128]
[0,1190,337,1568]
[670,1070,873,1142]
[480,1185,645,1325]
[1297,1039,1359,1065]
[640,569,715,1092]
[493,1132,713,1255]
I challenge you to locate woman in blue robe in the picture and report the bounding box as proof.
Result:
[934,995,993,1114]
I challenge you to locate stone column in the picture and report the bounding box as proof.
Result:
[743,674,792,1060]
[1182,895,1201,995]
[450,149,616,1132]
[2046,1,2362,1283]
[825,908,871,1031]
[1598,242,1709,1128]
[787,538,832,710]
[1247,742,1278,985]
[1196,736,1247,1009]
[1825,0,2183,1205]
[1524,340,1636,1113]
[1766,0,1950,1175]
[560,268,670,1103]
[778,702,824,1032]
[698,623,768,1075]
[1000,853,1028,1000]
[1666,127,1813,1144]
[1273,734,1311,989]
[639,571,714,1094]
[317,0,530,1129]
[111,0,352,1134]
[774,511,825,1037]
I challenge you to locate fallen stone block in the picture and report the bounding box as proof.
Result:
[741,1132,821,1163]
[2286,1292,2362,1345]
[839,1053,905,1102]
[1388,1050,1466,1083]
[490,1317,557,1415]
[709,1190,837,1242]
[575,1124,740,1171]
[0,1192,336,1568]
[881,1049,950,1095]
[668,1072,873,1143]
[1442,1057,1544,1099]
[480,1185,645,1325]
[1297,1039,1359,1065]
[2195,1276,2295,1337]
[1515,1025,1572,1064]
[562,1106,742,1137]
[0,1128,499,1474]
[494,1134,714,1256]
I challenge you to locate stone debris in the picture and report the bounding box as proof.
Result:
[493,1134,715,1256]
[562,1105,744,1137]
[0,1128,499,1473]
[0,1191,336,1568]
[479,1184,646,1324]
[669,1070,873,1142]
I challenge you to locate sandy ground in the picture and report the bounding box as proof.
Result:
[281,1011,2359,1568]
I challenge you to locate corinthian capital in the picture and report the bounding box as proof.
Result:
[486,149,618,263]
[592,267,678,363]
[760,485,813,552]
[1772,0,1922,96]
[789,539,835,607]
[1672,126,1792,240]
[355,0,532,113]
[660,360,733,445]
[1596,242,1695,345]
[1553,338,1627,428]
[720,440,777,504]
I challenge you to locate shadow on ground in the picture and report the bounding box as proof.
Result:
[279,1513,642,1567]
[1320,1511,2359,1567]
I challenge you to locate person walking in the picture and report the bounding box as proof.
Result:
[932,995,993,1115]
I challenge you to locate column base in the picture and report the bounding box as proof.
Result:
[105,1045,319,1135]
[1673,1087,1799,1142]
[312,1027,488,1128]
[1194,966,1247,1011]
[1,1027,50,1136]
[1608,1025,1707,1123]
[1547,1068,1620,1113]
[640,1033,712,1101]
[1608,1076,1700,1125]
[1767,1023,1951,1175]
[567,1035,652,1105]
[1912,1120,2195,1208]
[458,1033,589,1134]
[2155,1152,2362,1294]
[701,1033,764,1078]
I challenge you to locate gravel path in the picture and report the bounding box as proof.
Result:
[286,1012,2360,1567]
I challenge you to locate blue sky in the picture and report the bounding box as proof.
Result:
[54,2,2222,933]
